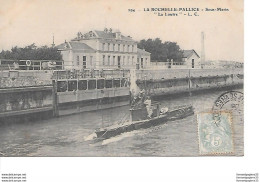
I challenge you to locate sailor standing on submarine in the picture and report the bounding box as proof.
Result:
[144,96,153,118]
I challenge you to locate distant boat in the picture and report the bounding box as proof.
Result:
[91,102,194,141]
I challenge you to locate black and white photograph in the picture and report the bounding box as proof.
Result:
[0,0,244,157]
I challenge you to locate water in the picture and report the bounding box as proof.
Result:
[0,89,243,157]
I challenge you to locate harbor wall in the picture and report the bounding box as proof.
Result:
[0,70,54,120]
[0,86,53,119]
[0,70,53,88]
[0,68,243,120]
[134,68,243,96]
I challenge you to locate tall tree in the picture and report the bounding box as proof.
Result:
[138,38,183,62]
[0,44,62,60]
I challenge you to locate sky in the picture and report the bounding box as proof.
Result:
[0,0,243,62]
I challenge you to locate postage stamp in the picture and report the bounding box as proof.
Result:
[197,111,234,155]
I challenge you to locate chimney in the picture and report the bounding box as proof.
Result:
[109,28,112,33]
[114,29,121,39]
[77,32,82,39]
[201,32,205,69]
[51,34,55,48]
[104,28,108,33]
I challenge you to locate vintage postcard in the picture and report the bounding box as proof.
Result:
[0,0,243,156]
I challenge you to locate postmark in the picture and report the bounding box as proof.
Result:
[212,91,244,115]
[197,111,234,155]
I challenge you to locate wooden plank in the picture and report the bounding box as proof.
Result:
[0,86,53,93]
[0,106,53,118]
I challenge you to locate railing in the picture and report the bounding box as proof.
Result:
[52,69,130,80]
[135,68,243,80]
[0,59,64,70]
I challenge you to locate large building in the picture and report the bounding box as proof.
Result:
[56,28,151,70]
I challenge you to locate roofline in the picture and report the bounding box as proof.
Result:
[192,49,200,58]
[182,49,200,58]
[92,30,99,37]
[67,42,72,49]
[56,41,96,52]
[57,48,96,52]
[137,48,151,54]
[71,29,136,42]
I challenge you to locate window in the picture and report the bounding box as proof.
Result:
[132,45,134,52]
[105,79,113,88]
[118,44,120,51]
[90,56,93,66]
[103,55,105,65]
[97,79,105,89]
[132,56,134,65]
[127,56,130,65]
[127,45,130,52]
[76,56,79,66]
[78,80,88,90]
[123,45,125,52]
[113,44,115,51]
[108,43,110,51]
[113,79,120,88]
[57,81,67,92]
[123,56,125,65]
[102,43,105,51]
[113,56,115,65]
[68,81,77,91]
[83,56,86,68]
[88,80,96,90]
[108,56,110,65]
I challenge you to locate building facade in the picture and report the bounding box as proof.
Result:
[56,28,151,70]
[181,49,200,69]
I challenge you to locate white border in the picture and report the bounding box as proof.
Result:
[1,0,260,182]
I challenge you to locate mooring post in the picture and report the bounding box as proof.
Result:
[188,69,192,96]
[52,79,58,116]
[76,72,80,112]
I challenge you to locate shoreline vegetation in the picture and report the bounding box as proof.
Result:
[0,38,184,63]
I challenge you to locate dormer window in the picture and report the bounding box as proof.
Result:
[89,31,95,38]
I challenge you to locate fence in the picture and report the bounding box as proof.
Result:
[52,69,130,80]
[135,68,243,80]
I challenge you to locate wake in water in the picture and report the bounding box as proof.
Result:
[83,123,168,146]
